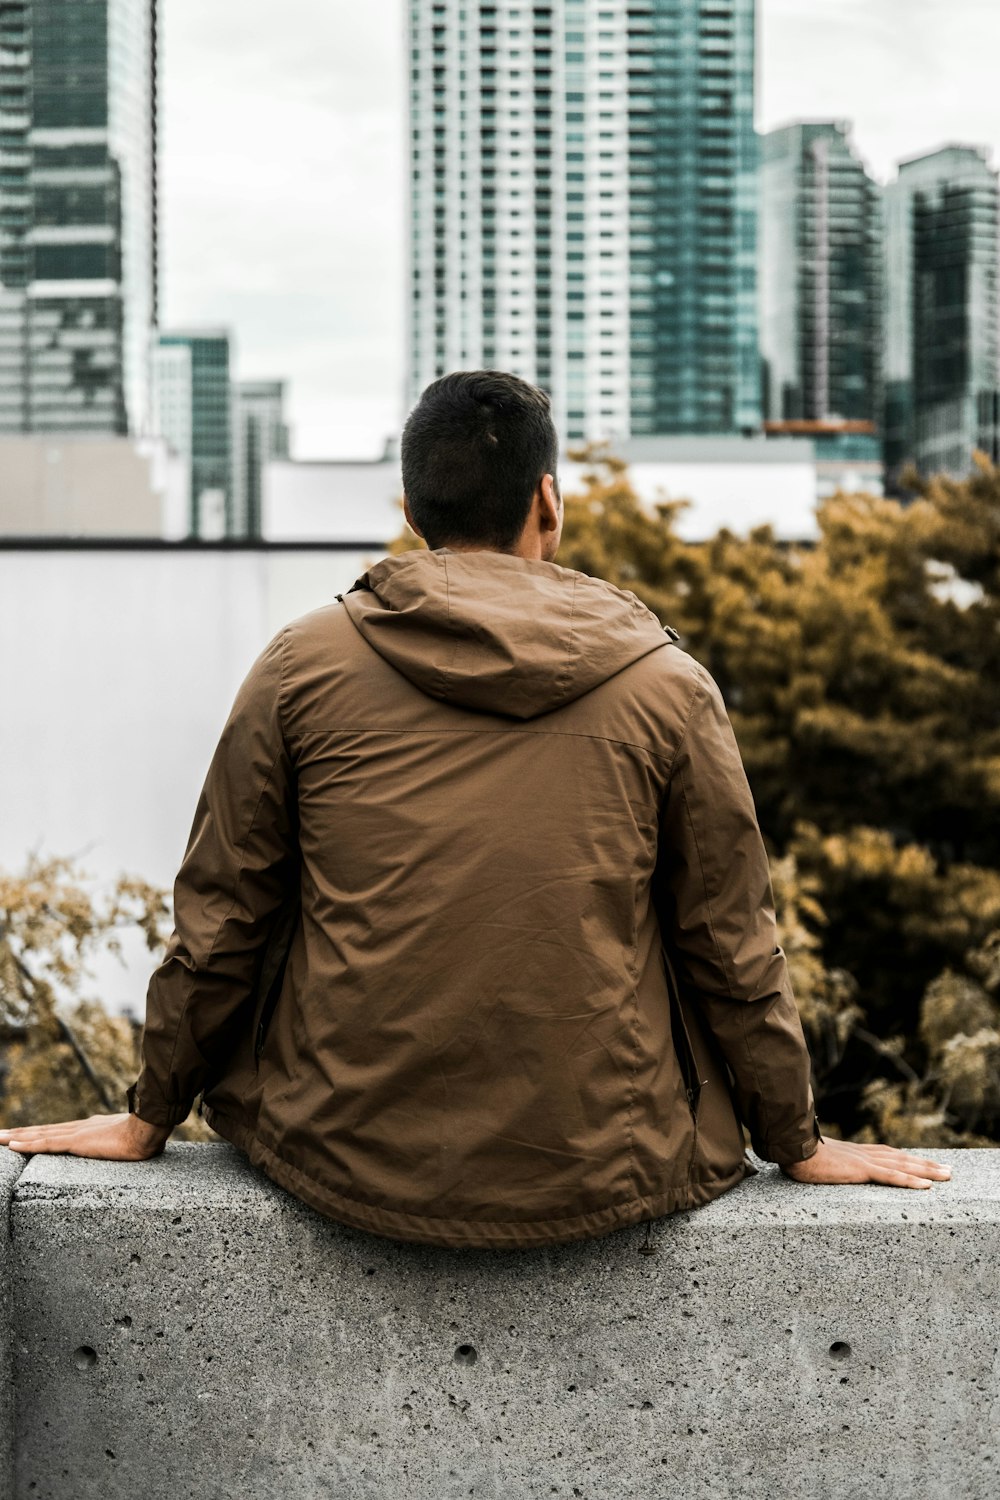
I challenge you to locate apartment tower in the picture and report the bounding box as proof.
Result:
[406,0,760,445]
[152,330,232,537]
[883,145,1000,482]
[0,0,158,436]
[231,379,291,539]
[759,121,882,429]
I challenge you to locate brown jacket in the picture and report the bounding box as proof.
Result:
[127,549,822,1248]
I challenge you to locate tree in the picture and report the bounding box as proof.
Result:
[0,855,212,1139]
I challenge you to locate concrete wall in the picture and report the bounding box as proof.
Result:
[0,546,389,1013]
[0,437,185,538]
[264,457,406,544]
[1,1144,997,1499]
[0,1151,25,1500]
[261,448,822,546]
[0,546,388,886]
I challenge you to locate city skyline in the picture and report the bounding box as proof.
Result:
[156,0,1000,457]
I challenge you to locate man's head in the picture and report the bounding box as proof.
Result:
[401,369,562,561]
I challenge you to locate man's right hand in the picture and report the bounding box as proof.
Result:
[782,1137,952,1189]
[0,1111,170,1161]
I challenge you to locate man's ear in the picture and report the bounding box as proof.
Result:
[538,474,560,532]
[402,493,424,539]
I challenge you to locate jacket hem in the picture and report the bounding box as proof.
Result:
[203,1104,754,1249]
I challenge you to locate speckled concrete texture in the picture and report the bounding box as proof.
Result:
[0,1150,25,1500]
[7,1143,999,1500]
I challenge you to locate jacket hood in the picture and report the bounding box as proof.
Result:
[340,548,673,720]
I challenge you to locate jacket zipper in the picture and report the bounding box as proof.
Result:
[252,889,300,1068]
[254,966,288,1065]
[639,948,707,1256]
[662,946,705,1123]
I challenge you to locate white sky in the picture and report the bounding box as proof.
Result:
[161,0,1000,459]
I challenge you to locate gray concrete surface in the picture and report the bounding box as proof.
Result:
[0,1149,26,1500]
[4,1143,999,1500]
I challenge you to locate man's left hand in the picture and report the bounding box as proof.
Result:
[0,1112,170,1160]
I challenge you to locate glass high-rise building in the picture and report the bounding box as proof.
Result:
[153,330,232,537]
[759,121,882,428]
[406,0,760,443]
[883,145,1000,483]
[0,0,158,436]
[232,380,291,539]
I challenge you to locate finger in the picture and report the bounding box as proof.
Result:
[840,1140,949,1166]
[870,1166,935,1189]
[0,1119,91,1139]
[859,1147,951,1177]
[4,1122,80,1142]
[0,1122,83,1140]
[5,1131,77,1154]
[895,1159,951,1179]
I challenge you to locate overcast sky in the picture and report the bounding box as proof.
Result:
[161,0,1000,459]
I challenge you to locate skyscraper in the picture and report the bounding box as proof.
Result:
[0,0,158,437]
[153,330,232,537]
[232,380,291,538]
[759,121,882,429]
[406,0,760,444]
[883,145,1000,483]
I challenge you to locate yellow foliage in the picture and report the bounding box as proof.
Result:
[937,1028,1000,1125]
[919,970,999,1056]
[0,856,209,1140]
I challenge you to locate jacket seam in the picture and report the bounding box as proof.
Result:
[622,976,642,1206]
[160,661,287,1102]
[287,725,680,763]
[552,572,580,701]
[740,1003,774,1154]
[675,750,737,1002]
[276,627,291,752]
[622,769,648,1205]
[431,553,463,702]
[665,667,710,778]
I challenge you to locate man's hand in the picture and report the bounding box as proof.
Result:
[0,1112,171,1161]
[782,1137,952,1189]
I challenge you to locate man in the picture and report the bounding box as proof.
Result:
[0,371,949,1243]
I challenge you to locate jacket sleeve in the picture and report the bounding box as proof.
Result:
[125,629,298,1129]
[653,661,822,1168]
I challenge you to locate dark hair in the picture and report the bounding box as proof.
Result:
[401,369,560,550]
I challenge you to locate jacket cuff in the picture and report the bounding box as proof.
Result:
[125,1078,192,1131]
[757,1113,824,1169]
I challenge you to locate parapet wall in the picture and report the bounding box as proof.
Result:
[0,1150,22,1500]
[1,1143,998,1500]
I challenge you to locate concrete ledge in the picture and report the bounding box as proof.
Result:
[4,1144,999,1499]
[0,1150,25,1500]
